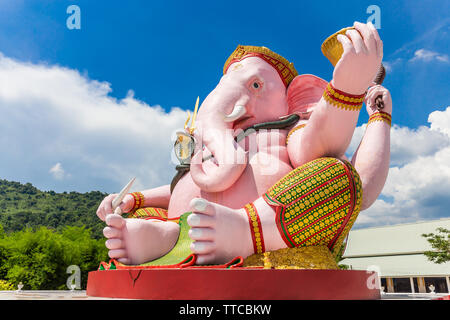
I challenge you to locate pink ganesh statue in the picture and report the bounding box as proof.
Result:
[96,22,392,267]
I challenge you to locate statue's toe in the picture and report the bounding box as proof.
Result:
[195,253,215,265]
[188,227,215,241]
[190,240,215,255]
[103,226,122,239]
[105,238,124,250]
[117,257,131,265]
[105,213,125,228]
[108,248,127,259]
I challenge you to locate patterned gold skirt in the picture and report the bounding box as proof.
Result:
[263,157,362,256]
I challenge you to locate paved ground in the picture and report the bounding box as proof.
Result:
[380,292,449,300]
[0,290,116,300]
[0,290,448,300]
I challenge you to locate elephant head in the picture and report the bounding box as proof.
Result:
[189,45,327,192]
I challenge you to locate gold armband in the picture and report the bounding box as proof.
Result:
[368,111,392,127]
[323,82,366,111]
[129,192,145,211]
[286,124,306,145]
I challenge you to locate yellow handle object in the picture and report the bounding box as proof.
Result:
[321,27,354,67]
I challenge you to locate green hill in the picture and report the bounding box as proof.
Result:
[0,179,107,239]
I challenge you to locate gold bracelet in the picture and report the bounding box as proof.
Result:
[244,203,265,254]
[129,192,145,211]
[368,111,392,127]
[323,82,366,111]
[286,124,306,145]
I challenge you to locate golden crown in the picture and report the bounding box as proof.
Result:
[223,45,298,87]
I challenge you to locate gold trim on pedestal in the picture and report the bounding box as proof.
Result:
[243,246,339,270]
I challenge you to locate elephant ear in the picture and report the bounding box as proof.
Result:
[287,74,328,114]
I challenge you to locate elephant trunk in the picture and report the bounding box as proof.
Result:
[190,108,248,193]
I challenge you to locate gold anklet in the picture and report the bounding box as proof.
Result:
[244,203,266,254]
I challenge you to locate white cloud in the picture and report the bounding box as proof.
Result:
[409,49,449,63]
[384,48,449,74]
[0,53,188,193]
[382,58,403,74]
[349,106,450,228]
[49,162,67,180]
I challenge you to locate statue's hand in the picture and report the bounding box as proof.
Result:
[96,193,135,221]
[365,85,392,115]
[332,21,383,95]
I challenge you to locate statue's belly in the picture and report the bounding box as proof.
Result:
[168,151,293,218]
[211,157,293,209]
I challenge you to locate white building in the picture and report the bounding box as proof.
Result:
[341,218,450,294]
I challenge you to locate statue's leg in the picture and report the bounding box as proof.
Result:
[188,157,363,265]
[261,157,363,256]
[103,212,180,265]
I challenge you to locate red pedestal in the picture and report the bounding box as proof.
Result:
[86,268,381,300]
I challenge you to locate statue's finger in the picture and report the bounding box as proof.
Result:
[365,89,379,107]
[368,22,383,59]
[103,194,115,215]
[96,208,106,221]
[337,34,355,55]
[354,21,376,55]
[346,29,367,54]
[382,91,391,103]
[371,87,386,101]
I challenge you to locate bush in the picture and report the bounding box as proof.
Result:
[0,225,108,290]
[0,280,15,290]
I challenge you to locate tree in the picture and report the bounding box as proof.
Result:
[422,227,450,264]
[0,225,108,290]
[0,280,14,290]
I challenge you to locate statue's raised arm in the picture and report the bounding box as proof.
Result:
[287,21,383,167]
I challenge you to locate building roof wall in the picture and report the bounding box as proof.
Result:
[341,218,450,277]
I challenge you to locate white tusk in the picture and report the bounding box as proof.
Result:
[224,105,247,122]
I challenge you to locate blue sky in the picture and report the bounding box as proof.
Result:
[0,0,448,227]
[0,0,448,127]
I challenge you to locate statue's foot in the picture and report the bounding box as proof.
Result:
[187,198,255,264]
[103,214,180,265]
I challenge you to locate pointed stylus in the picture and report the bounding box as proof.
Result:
[111,177,136,214]
[189,96,200,134]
